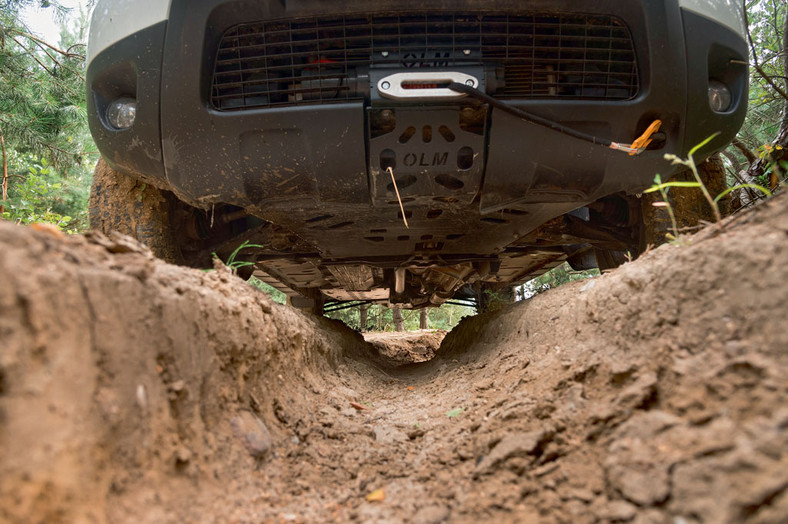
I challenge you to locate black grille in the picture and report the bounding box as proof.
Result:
[211,13,639,110]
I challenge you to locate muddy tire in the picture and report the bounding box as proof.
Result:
[670,154,729,226]
[89,158,182,263]
[310,291,325,316]
[641,154,728,247]
[290,289,325,316]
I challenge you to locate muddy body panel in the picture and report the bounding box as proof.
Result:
[86,0,748,307]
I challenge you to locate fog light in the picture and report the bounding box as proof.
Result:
[708,81,732,113]
[106,97,136,129]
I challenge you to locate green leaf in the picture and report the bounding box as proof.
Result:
[643,181,702,193]
[224,240,266,268]
[446,407,465,418]
[713,184,772,203]
[688,132,721,157]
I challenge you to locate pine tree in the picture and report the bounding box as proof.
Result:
[0,0,94,228]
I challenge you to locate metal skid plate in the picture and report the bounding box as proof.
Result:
[322,288,389,301]
[368,107,487,206]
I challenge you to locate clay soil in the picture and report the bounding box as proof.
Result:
[1,196,787,524]
[363,330,446,364]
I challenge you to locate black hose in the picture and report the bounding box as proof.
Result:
[448,82,615,148]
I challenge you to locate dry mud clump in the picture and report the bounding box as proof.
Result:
[1,196,787,523]
[364,330,446,364]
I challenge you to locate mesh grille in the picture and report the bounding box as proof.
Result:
[211,13,639,110]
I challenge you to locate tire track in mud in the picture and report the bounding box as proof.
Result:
[1,196,787,523]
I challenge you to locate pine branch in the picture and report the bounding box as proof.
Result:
[745,5,788,101]
[8,29,84,60]
[9,35,55,77]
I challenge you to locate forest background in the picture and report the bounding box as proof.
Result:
[1,0,786,330]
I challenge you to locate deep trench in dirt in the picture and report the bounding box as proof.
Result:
[1,197,788,524]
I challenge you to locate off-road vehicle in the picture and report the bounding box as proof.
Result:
[86,0,748,313]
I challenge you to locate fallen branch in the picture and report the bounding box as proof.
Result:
[731,138,758,164]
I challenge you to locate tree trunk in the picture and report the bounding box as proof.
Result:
[419,308,428,330]
[720,149,742,174]
[360,304,369,331]
[1,134,7,215]
[781,6,788,132]
[393,306,404,332]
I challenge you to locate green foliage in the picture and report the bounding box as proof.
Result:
[446,407,465,418]
[648,135,773,239]
[1,0,95,231]
[518,263,599,298]
[741,1,786,134]
[725,1,788,192]
[210,241,290,301]
[248,277,287,305]
[1,151,88,231]
[325,303,475,332]
[430,305,475,330]
[214,240,265,272]
[1,2,91,166]
[478,287,515,313]
[210,241,288,303]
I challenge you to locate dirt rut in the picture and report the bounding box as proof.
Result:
[1,197,787,524]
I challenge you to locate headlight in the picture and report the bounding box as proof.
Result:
[106,97,137,129]
[708,81,732,113]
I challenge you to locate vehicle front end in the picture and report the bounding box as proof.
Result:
[87,0,748,310]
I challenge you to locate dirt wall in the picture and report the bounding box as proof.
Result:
[0,226,371,523]
[1,195,787,523]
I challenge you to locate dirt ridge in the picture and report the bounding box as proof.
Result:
[0,226,373,522]
[1,196,787,523]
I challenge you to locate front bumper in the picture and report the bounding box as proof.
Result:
[87,0,748,258]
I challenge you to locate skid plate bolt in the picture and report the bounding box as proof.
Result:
[465,79,475,86]
[381,81,391,90]
[463,49,471,55]
[381,110,394,121]
[381,51,389,57]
